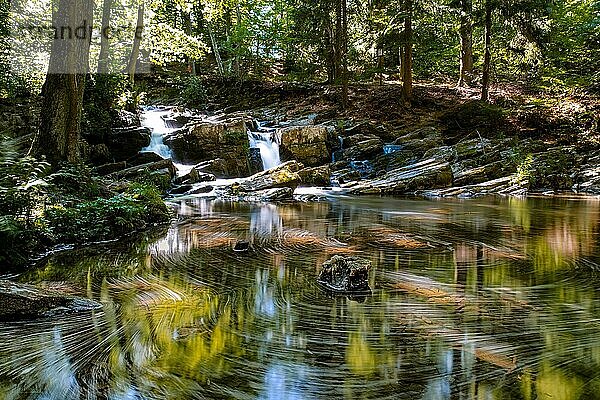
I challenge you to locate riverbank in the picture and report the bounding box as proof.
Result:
[141,78,600,197]
[1,78,599,270]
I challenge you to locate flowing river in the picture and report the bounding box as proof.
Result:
[1,195,600,399]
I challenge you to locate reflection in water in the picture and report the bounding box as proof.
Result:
[1,196,600,399]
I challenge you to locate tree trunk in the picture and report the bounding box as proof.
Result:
[401,0,413,101]
[341,0,348,107]
[324,20,336,84]
[457,0,473,87]
[182,11,196,75]
[97,0,112,74]
[31,0,93,167]
[127,2,144,83]
[334,0,343,83]
[208,24,225,78]
[481,0,492,101]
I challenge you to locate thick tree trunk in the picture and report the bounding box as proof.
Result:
[127,2,144,83]
[481,0,492,101]
[457,0,473,87]
[97,0,112,74]
[401,0,413,101]
[31,0,93,167]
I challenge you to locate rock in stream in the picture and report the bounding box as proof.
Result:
[317,255,371,292]
[0,280,102,320]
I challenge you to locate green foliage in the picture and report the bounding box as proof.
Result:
[47,163,104,201]
[45,183,169,244]
[0,136,170,269]
[511,152,533,185]
[82,75,128,141]
[180,75,208,106]
[0,138,51,221]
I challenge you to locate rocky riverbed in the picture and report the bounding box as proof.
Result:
[84,103,600,201]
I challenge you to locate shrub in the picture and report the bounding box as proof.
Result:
[180,76,207,106]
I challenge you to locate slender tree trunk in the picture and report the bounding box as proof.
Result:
[324,20,336,84]
[31,0,93,167]
[208,25,225,77]
[481,0,492,101]
[127,2,144,83]
[182,11,196,74]
[97,0,112,74]
[341,0,348,108]
[401,0,413,101]
[334,0,342,83]
[234,0,243,81]
[457,0,473,87]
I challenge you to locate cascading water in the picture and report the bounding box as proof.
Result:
[140,107,175,159]
[248,124,281,170]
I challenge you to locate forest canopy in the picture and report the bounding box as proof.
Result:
[0,0,598,98]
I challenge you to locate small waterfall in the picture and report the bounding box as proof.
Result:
[332,136,344,162]
[140,108,174,159]
[248,125,281,171]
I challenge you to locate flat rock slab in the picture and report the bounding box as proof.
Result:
[349,158,453,195]
[0,280,102,320]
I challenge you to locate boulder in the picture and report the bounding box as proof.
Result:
[349,158,453,194]
[331,168,362,185]
[114,110,140,128]
[170,184,194,195]
[127,151,166,167]
[106,126,151,161]
[248,147,264,174]
[94,161,127,176]
[202,161,303,201]
[164,118,251,176]
[279,126,330,167]
[298,165,331,186]
[110,159,177,180]
[236,161,303,192]
[452,160,508,186]
[573,154,600,194]
[0,280,102,320]
[317,255,371,292]
[193,159,231,177]
[343,138,384,161]
[87,143,112,165]
[174,168,216,185]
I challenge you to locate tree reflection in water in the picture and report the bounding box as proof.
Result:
[1,196,599,399]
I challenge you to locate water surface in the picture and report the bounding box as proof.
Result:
[1,195,599,399]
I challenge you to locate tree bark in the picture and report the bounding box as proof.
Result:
[208,24,225,78]
[481,0,492,101]
[334,0,343,83]
[97,0,112,74]
[127,2,144,83]
[31,0,93,167]
[401,0,413,101]
[457,0,473,87]
[341,0,348,108]
[324,19,336,84]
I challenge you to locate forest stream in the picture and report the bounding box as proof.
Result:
[1,194,599,399]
